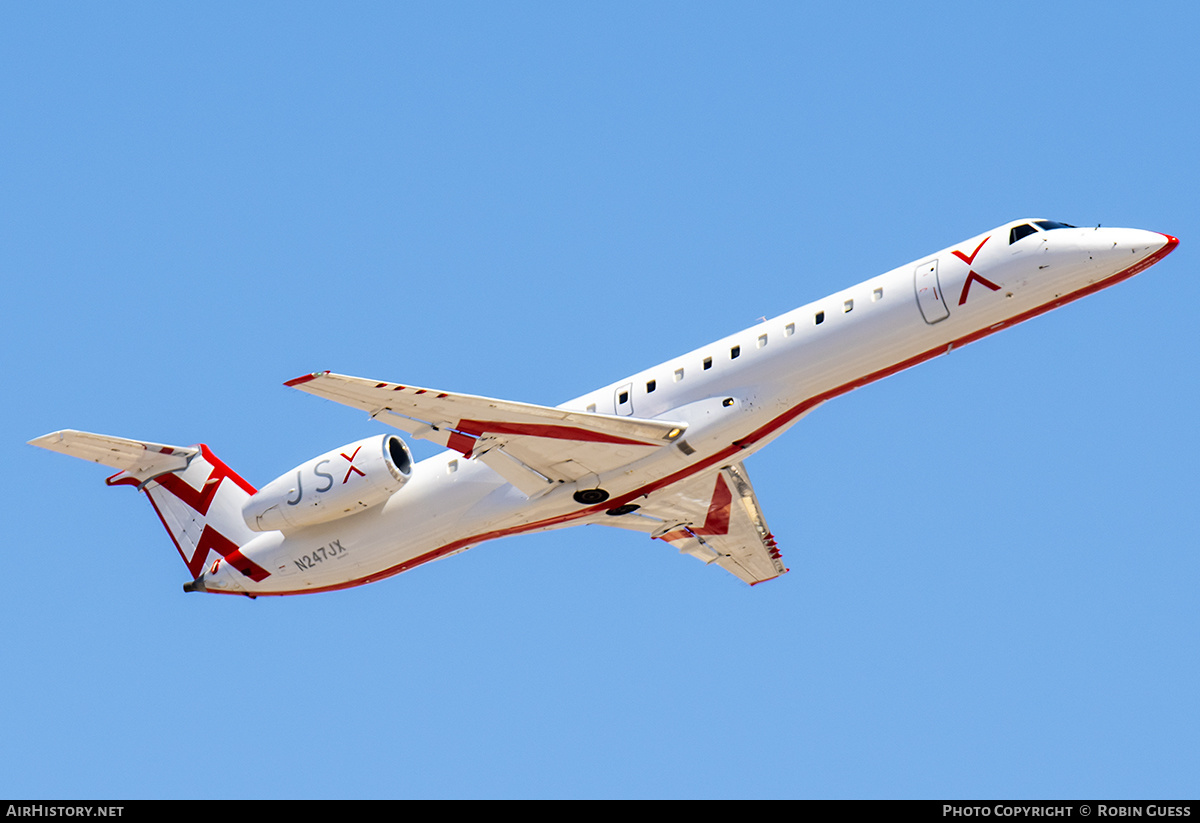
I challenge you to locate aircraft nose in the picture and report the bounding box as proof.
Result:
[1072,227,1177,276]
[1120,228,1172,254]
[1102,228,1178,261]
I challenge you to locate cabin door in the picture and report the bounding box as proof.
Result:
[914,259,950,324]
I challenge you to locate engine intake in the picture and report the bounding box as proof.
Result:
[242,434,413,532]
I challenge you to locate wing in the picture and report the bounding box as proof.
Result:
[601,462,787,585]
[285,371,686,497]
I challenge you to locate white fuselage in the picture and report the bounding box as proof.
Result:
[208,221,1175,595]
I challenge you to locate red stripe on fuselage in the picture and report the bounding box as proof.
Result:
[256,239,1178,595]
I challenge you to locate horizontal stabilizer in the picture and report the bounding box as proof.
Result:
[29,429,264,588]
[29,430,197,482]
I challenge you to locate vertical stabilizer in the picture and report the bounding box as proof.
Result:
[29,430,268,586]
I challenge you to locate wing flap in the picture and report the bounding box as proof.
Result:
[475,446,556,497]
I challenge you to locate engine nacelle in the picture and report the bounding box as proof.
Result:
[242,434,413,532]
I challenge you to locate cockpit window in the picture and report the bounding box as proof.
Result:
[1009,223,1038,244]
[1034,220,1075,231]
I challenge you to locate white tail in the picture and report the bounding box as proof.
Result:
[29,430,267,582]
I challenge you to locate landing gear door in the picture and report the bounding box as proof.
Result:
[914,259,950,324]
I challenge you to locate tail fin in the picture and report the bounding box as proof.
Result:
[29,430,267,582]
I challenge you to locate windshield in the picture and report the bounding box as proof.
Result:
[1011,220,1077,244]
[1009,224,1038,244]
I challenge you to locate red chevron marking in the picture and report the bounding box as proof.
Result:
[952,236,990,266]
[146,445,256,513]
[447,431,477,457]
[154,472,222,516]
[178,525,236,578]
[659,474,734,543]
[340,446,365,483]
[224,546,271,582]
[958,270,1002,305]
[167,525,269,582]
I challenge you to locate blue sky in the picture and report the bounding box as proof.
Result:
[3,1,1198,799]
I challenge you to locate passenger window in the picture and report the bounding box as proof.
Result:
[844,299,854,313]
[674,368,684,382]
[646,380,656,393]
[703,357,712,370]
[757,334,767,348]
[618,391,629,405]
[815,311,825,325]
[785,323,795,336]
[873,288,883,302]
[730,345,741,359]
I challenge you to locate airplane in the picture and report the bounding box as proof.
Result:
[30,219,1178,597]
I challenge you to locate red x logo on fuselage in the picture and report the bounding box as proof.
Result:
[951,236,1001,305]
[340,446,366,484]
